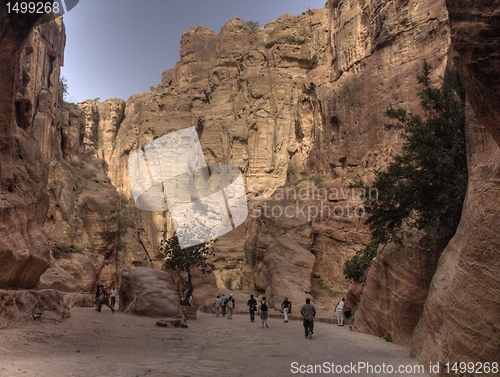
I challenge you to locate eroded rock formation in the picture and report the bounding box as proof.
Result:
[3,2,497,366]
[0,10,64,289]
[78,0,451,307]
[120,266,182,317]
[410,1,500,367]
[0,10,121,320]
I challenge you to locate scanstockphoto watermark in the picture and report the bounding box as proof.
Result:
[249,184,379,221]
[290,361,427,374]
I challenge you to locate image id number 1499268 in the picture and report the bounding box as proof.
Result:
[443,362,498,374]
[6,2,60,14]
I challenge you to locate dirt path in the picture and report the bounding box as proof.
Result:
[0,308,429,377]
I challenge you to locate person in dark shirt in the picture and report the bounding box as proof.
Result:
[281,297,292,323]
[247,294,257,322]
[300,298,316,338]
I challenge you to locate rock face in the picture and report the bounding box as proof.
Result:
[0,289,70,326]
[0,10,121,322]
[40,157,120,292]
[353,241,440,345]
[410,1,500,367]
[0,12,64,289]
[6,6,496,369]
[120,267,182,317]
[78,0,451,307]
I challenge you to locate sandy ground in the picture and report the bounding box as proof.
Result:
[0,308,430,377]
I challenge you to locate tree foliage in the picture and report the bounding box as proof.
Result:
[245,20,259,32]
[366,62,467,249]
[160,229,216,301]
[344,62,467,282]
[343,240,379,283]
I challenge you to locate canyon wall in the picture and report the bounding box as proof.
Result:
[411,1,500,368]
[0,9,64,289]
[0,9,120,320]
[75,0,452,309]
[4,3,496,367]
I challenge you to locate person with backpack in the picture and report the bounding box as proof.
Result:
[214,295,221,317]
[300,298,316,338]
[281,297,292,323]
[97,287,115,313]
[247,294,257,322]
[258,297,269,328]
[226,294,235,319]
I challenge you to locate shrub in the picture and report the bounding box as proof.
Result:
[53,244,83,259]
[343,240,379,283]
[245,20,259,32]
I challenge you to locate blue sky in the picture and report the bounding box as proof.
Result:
[61,0,327,103]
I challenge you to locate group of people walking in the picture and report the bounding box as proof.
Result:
[94,285,117,313]
[213,294,350,338]
[213,293,235,319]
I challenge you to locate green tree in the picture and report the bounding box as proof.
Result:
[60,75,69,99]
[344,62,467,282]
[59,75,76,108]
[343,240,379,283]
[245,20,259,32]
[160,228,216,303]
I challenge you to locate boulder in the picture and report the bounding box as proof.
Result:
[0,289,70,326]
[120,267,182,317]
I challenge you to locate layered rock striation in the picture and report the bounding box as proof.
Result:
[0,11,64,289]
[77,0,452,308]
[410,1,500,367]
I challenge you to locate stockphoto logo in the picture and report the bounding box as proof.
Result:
[128,127,248,249]
[5,1,80,32]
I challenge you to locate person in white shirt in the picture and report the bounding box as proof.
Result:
[110,287,117,308]
[336,298,346,326]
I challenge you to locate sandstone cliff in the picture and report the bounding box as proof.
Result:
[0,10,121,320]
[410,1,500,368]
[78,0,450,309]
[0,7,76,323]
[3,3,497,368]
[0,10,64,289]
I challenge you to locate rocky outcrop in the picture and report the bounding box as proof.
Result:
[410,1,500,367]
[41,157,120,291]
[120,267,182,317]
[0,289,70,326]
[79,0,451,305]
[0,10,121,313]
[0,12,64,289]
[353,241,440,345]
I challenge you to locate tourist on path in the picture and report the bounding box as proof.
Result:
[214,295,221,317]
[281,297,291,323]
[247,294,257,322]
[258,297,270,328]
[97,287,115,313]
[300,298,316,338]
[110,287,117,308]
[336,298,346,326]
[220,293,227,316]
[226,294,235,319]
[95,285,102,310]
